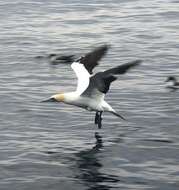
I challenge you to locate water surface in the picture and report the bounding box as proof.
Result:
[0,0,179,189]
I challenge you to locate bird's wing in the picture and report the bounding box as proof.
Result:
[76,45,109,74]
[103,60,142,76]
[82,60,142,98]
[71,61,90,95]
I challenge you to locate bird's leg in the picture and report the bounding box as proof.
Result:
[95,111,103,128]
[95,112,99,124]
[98,111,103,129]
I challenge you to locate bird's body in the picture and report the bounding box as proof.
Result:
[53,90,113,112]
[43,45,141,128]
[166,76,179,90]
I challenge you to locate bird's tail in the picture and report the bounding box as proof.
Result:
[103,101,126,121]
[110,111,126,121]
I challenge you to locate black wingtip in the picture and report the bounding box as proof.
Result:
[75,44,111,74]
[130,59,142,66]
[120,59,142,73]
[99,44,110,51]
[96,44,111,56]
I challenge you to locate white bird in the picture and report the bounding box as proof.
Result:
[43,45,142,128]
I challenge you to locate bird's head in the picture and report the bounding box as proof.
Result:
[166,76,176,82]
[42,93,65,103]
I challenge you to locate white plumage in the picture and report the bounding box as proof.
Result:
[43,45,141,128]
[71,62,90,95]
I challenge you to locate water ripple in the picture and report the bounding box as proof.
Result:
[1,0,179,189]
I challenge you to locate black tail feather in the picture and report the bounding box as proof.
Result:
[111,111,126,121]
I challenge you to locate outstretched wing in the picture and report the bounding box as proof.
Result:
[76,45,109,74]
[82,60,142,97]
[71,61,90,95]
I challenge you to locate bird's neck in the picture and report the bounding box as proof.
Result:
[166,80,174,86]
[166,79,177,87]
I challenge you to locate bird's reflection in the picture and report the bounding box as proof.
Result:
[74,132,120,190]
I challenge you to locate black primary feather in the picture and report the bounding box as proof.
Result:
[82,60,142,96]
[78,45,109,74]
[103,60,142,75]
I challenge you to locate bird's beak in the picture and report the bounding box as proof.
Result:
[41,97,58,103]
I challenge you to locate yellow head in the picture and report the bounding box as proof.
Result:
[52,93,65,102]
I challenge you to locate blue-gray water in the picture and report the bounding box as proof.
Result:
[0,0,179,189]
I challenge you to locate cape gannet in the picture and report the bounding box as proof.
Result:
[165,76,179,90]
[43,45,142,128]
